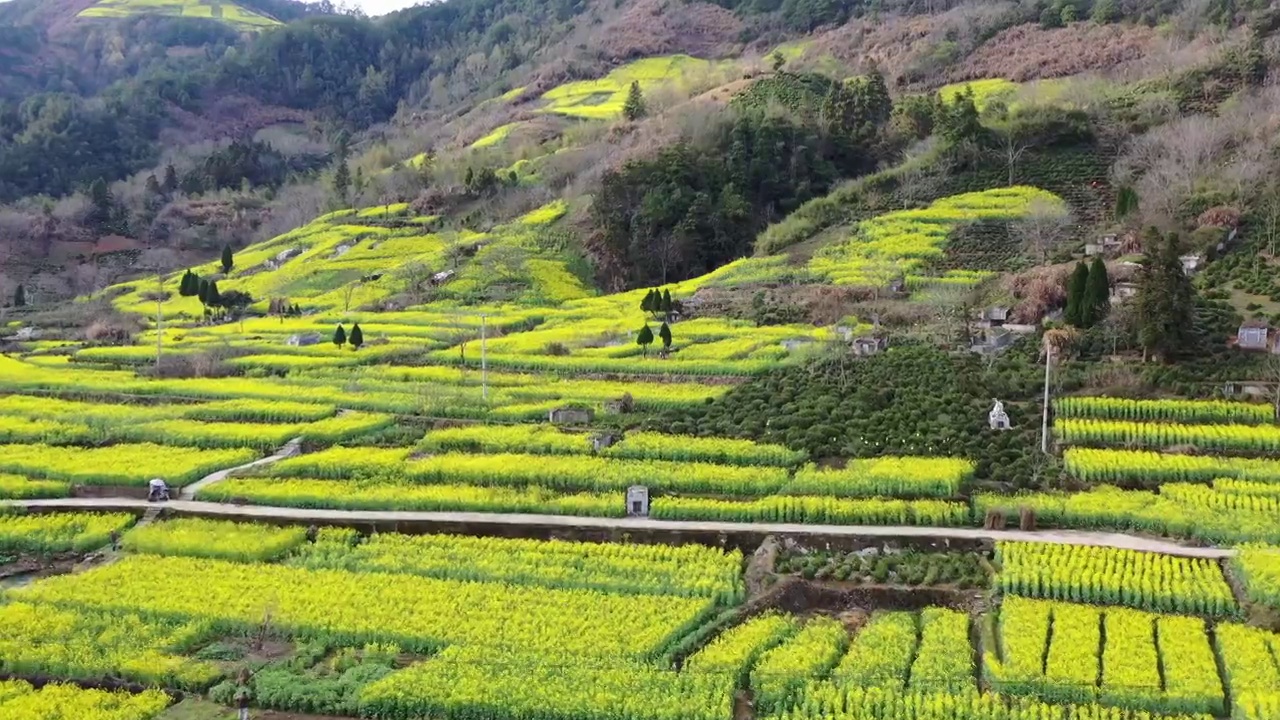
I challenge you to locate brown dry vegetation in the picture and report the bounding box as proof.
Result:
[579,0,745,62]
[953,23,1159,82]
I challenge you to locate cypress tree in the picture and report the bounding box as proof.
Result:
[13,285,24,308]
[636,324,654,356]
[661,289,673,315]
[623,81,646,121]
[350,323,364,350]
[640,289,654,313]
[1082,256,1111,327]
[205,280,221,307]
[198,279,210,305]
[333,324,347,347]
[658,321,672,351]
[221,245,234,274]
[1065,262,1089,327]
[1136,229,1197,361]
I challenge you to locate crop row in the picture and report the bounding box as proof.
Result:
[684,613,797,685]
[975,484,1280,545]
[200,477,628,516]
[833,612,916,692]
[14,554,716,658]
[1057,419,1280,454]
[420,425,806,467]
[1064,448,1280,485]
[0,511,136,553]
[776,683,1216,720]
[1217,623,1280,720]
[907,608,973,695]
[993,541,1235,616]
[985,597,1225,715]
[1054,397,1274,425]
[786,457,973,498]
[0,474,70,499]
[0,602,218,690]
[751,617,848,712]
[123,517,308,563]
[0,680,170,720]
[0,443,258,486]
[1231,545,1280,611]
[0,412,390,450]
[358,645,732,720]
[287,528,745,602]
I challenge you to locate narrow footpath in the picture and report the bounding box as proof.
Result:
[178,437,303,500]
[1,497,1234,559]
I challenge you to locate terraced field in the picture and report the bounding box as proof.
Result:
[78,0,281,29]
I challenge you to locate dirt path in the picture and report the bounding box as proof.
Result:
[0,498,1235,558]
[178,438,302,500]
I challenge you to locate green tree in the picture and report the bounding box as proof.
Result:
[179,270,199,297]
[204,280,221,308]
[221,245,234,275]
[88,177,114,232]
[623,81,647,122]
[162,164,178,195]
[1082,256,1111,327]
[1115,186,1139,219]
[636,324,654,356]
[658,321,672,353]
[349,323,364,350]
[1061,4,1078,23]
[333,159,351,203]
[1091,0,1121,23]
[641,289,655,313]
[939,90,983,145]
[770,51,786,72]
[1065,262,1089,326]
[333,324,347,347]
[197,278,210,305]
[661,289,673,315]
[1040,6,1063,27]
[1136,229,1198,361]
[13,284,24,308]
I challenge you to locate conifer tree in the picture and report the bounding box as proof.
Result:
[1065,262,1089,326]
[221,245,234,274]
[661,289,673,315]
[13,285,24,308]
[641,289,654,313]
[623,81,647,122]
[198,278,211,305]
[636,324,654,356]
[1136,229,1197,361]
[333,324,347,347]
[1081,256,1111,327]
[658,321,672,353]
[350,323,364,350]
[205,280,220,308]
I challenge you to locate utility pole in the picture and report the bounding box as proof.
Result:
[481,313,488,401]
[1041,342,1053,455]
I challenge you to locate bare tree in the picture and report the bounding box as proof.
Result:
[996,126,1035,186]
[342,281,362,312]
[1015,198,1073,265]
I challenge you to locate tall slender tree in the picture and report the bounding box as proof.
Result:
[623,81,647,122]
[1136,229,1197,361]
[658,321,672,354]
[221,245,235,274]
[1064,262,1089,326]
[636,324,654,356]
[13,285,24,308]
[349,323,364,350]
[1081,256,1111,327]
[333,324,347,347]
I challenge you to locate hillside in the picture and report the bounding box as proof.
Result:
[6,1,1280,719]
